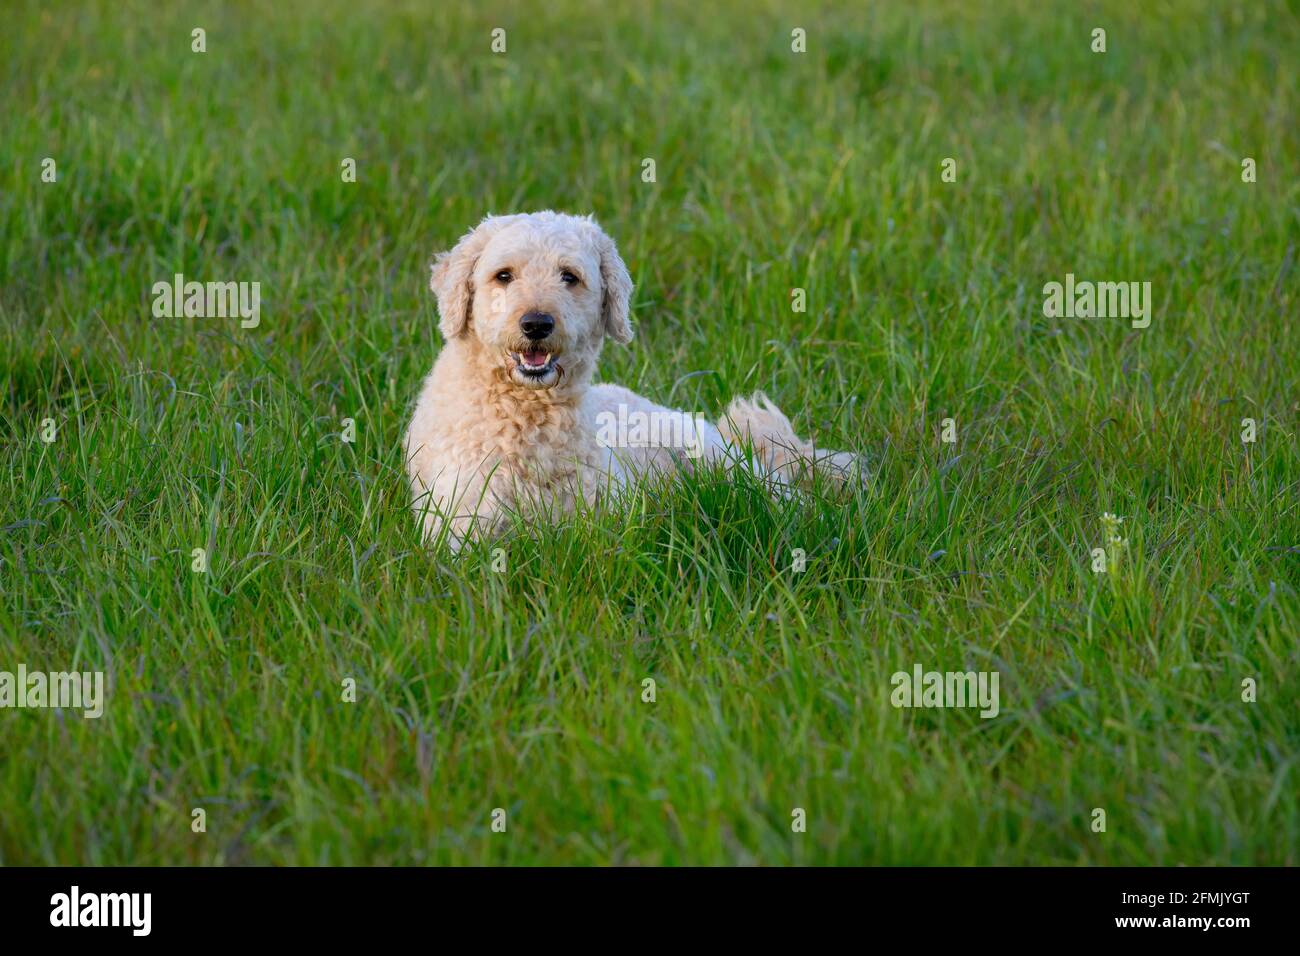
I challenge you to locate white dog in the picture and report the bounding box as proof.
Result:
[404,211,857,548]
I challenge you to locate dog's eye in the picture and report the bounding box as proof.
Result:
[494,270,513,284]
[560,270,579,286]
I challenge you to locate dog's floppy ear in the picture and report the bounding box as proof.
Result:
[593,223,634,344]
[430,216,512,340]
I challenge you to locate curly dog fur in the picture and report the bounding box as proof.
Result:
[404,211,858,548]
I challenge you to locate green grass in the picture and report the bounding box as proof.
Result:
[1,0,1297,865]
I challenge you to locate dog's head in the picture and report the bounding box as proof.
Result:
[430,211,633,390]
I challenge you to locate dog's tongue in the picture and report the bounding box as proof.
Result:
[520,350,549,368]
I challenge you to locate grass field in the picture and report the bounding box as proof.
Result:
[1,0,1297,865]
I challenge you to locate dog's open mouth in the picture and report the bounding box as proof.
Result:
[511,349,559,380]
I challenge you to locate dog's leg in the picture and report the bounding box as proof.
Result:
[410,463,511,552]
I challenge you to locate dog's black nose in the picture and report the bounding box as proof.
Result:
[520,311,554,340]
